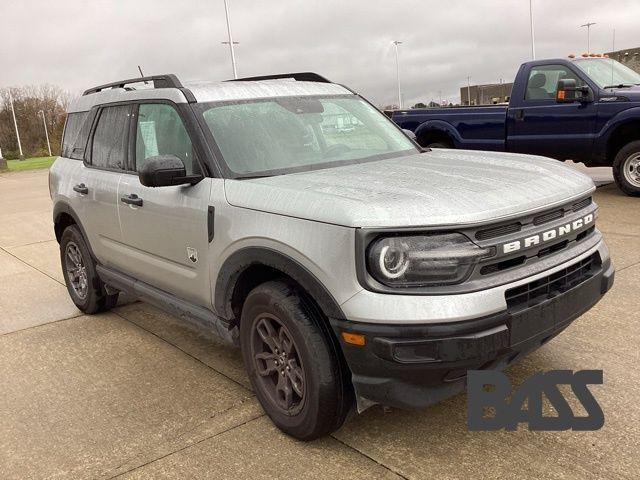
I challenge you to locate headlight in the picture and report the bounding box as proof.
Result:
[367,233,493,287]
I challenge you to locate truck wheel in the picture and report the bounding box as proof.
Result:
[60,225,119,314]
[613,141,640,197]
[240,280,352,440]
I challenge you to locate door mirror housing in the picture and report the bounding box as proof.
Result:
[556,79,592,103]
[138,155,202,187]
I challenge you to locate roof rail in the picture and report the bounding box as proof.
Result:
[231,72,332,84]
[82,74,184,96]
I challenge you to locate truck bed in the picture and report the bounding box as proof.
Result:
[392,105,508,150]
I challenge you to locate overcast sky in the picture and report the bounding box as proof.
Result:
[3,0,640,106]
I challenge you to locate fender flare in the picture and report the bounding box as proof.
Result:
[52,201,97,259]
[214,247,346,323]
[414,120,462,147]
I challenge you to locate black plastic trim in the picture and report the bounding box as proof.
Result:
[83,74,184,95]
[207,206,215,242]
[231,72,332,83]
[214,247,345,321]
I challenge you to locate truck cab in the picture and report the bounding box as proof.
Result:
[392,56,640,196]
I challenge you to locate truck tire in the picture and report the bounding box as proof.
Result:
[60,225,119,313]
[240,280,352,440]
[613,141,640,197]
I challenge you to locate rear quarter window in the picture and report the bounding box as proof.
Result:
[61,112,88,158]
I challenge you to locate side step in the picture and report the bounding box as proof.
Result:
[96,265,237,344]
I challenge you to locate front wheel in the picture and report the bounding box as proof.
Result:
[613,141,640,197]
[240,280,352,440]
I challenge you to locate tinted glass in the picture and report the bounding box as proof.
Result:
[91,105,130,170]
[135,104,198,174]
[200,95,416,177]
[525,65,583,100]
[61,112,87,158]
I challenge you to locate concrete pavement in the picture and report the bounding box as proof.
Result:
[0,169,638,479]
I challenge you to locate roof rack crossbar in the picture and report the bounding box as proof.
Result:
[82,74,184,96]
[230,72,332,84]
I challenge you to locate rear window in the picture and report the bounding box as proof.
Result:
[61,112,88,158]
[90,105,131,170]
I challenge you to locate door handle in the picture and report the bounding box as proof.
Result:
[73,183,89,195]
[514,109,525,122]
[120,193,143,207]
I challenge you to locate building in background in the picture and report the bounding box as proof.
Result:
[604,47,640,73]
[460,82,513,106]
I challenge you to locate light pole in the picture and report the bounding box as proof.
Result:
[8,90,24,160]
[529,0,536,60]
[223,0,238,79]
[580,22,596,54]
[38,110,52,157]
[392,40,403,109]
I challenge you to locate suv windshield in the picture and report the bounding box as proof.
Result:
[198,95,417,177]
[573,58,640,88]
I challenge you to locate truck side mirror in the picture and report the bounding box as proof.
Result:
[556,79,592,103]
[138,155,202,187]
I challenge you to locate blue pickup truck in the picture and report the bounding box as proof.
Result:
[392,57,640,196]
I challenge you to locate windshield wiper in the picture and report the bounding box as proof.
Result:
[602,83,635,89]
[236,174,274,180]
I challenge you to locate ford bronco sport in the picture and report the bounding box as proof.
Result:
[50,73,614,440]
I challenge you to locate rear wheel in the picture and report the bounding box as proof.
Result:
[240,280,352,440]
[60,225,119,313]
[613,141,640,196]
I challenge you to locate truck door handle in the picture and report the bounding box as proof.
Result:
[120,193,143,207]
[515,110,525,121]
[73,183,89,195]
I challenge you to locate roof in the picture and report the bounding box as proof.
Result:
[68,76,352,113]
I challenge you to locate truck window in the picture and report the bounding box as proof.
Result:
[525,65,582,101]
[90,105,131,170]
[135,104,199,175]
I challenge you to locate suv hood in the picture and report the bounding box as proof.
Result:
[224,150,595,228]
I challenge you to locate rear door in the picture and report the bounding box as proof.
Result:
[80,104,130,264]
[116,101,212,307]
[507,63,597,162]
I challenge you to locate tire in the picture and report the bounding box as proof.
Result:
[613,140,640,197]
[60,225,119,313]
[425,142,450,149]
[240,280,353,440]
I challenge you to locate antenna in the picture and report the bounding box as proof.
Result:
[138,66,149,84]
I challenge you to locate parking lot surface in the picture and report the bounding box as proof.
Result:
[1,168,638,479]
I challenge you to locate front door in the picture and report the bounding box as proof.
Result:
[507,63,597,162]
[117,102,212,307]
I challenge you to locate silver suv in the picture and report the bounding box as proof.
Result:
[50,73,614,439]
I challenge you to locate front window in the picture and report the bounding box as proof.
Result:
[525,65,583,101]
[198,95,417,177]
[573,58,640,89]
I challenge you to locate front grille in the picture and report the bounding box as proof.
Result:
[572,197,592,212]
[533,209,564,225]
[476,222,521,241]
[505,253,600,311]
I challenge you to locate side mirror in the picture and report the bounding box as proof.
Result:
[402,128,417,141]
[556,79,592,103]
[138,155,201,187]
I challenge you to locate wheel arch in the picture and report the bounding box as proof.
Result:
[606,118,640,165]
[214,247,346,326]
[53,202,96,259]
[414,120,460,148]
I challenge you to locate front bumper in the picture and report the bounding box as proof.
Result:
[330,255,614,411]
